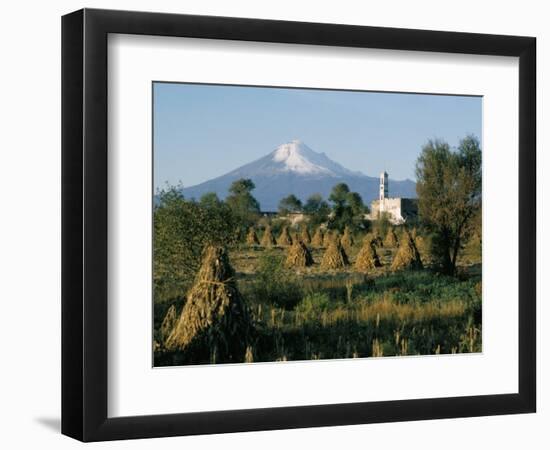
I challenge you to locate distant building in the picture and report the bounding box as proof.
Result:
[261,211,307,227]
[367,171,418,224]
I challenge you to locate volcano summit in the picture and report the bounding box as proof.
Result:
[178,140,416,211]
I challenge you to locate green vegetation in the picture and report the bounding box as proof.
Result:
[416,135,482,275]
[327,183,369,232]
[156,241,481,365]
[154,136,482,366]
[278,194,303,215]
[303,194,330,228]
[153,186,238,303]
[225,178,260,233]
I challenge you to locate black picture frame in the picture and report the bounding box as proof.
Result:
[62,8,536,442]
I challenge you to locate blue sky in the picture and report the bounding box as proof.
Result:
[153,82,481,190]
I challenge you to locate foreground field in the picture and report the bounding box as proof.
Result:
[154,240,481,366]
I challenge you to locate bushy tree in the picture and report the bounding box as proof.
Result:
[225,178,261,234]
[415,135,482,275]
[199,192,222,209]
[278,194,303,215]
[303,193,330,228]
[328,183,350,208]
[153,187,238,302]
[328,183,368,231]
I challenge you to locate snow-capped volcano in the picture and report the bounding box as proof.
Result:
[270,140,358,176]
[178,140,416,211]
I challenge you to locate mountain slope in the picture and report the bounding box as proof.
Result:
[179,140,416,211]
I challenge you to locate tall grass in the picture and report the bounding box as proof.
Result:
[155,253,482,366]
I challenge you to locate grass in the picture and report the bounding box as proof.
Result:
[154,236,482,366]
[241,270,481,362]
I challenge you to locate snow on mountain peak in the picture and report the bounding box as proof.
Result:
[272,140,334,175]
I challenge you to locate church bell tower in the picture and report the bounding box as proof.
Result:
[379,171,388,202]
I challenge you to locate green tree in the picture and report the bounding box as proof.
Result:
[225,178,261,233]
[303,193,330,228]
[303,193,323,214]
[347,191,365,215]
[328,183,368,231]
[199,192,222,209]
[153,187,238,302]
[415,135,482,275]
[278,194,303,215]
[328,183,350,207]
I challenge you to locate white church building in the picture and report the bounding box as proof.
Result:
[367,171,418,224]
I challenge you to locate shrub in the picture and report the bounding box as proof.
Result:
[296,292,331,320]
[251,253,302,309]
[153,187,238,303]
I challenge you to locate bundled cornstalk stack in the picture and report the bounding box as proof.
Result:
[354,236,382,272]
[371,231,384,248]
[277,226,293,246]
[311,228,324,247]
[300,225,311,244]
[246,227,259,245]
[384,228,398,247]
[322,230,333,247]
[415,236,427,262]
[412,228,427,259]
[340,226,354,252]
[285,240,314,268]
[165,245,253,364]
[320,239,349,270]
[324,230,340,247]
[160,304,177,342]
[260,225,276,247]
[363,232,377,247]
[391,232,423,271]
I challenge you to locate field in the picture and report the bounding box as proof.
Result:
[154,229,482,366]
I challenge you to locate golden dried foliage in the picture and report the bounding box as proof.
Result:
[246,227,259,245]
[260,225,276,247]
[340,226,354,252]
[277,226,293,246]
[300,225,311,244]
[320,240,350,270]
[365,232,383,248]
[311,228,324,247]
[160,304,177,342]
[285,240,314,268]
[322,230,333,247]
[391,232,423,271]
[384,228,398,247]
[415,235,426,258]
[164,246,253,363]
[354,237,382,272]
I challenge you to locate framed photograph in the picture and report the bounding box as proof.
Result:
[62,8,536,441]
